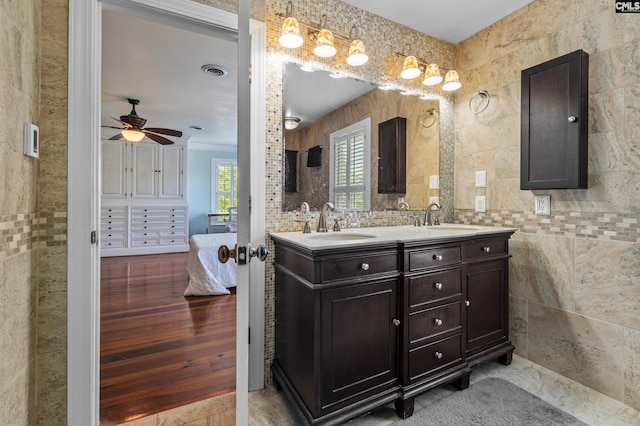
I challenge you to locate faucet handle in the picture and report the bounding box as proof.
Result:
[296,219,311,233]
[333,218,341,232]
[433,214,440,226]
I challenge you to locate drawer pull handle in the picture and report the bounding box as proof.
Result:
[360,263,370,271]
[434,282,443,290]
[433,254,443,261]
[434,351,443,359]
[392,319,401,327]
[465,300,470,307]
[434,318,443,326]
[482,246,491,252]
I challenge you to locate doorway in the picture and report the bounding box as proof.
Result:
[67,1,266,424]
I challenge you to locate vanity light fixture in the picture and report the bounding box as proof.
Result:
[121,129,145,142]
[396,52,462,91]
[284,116,301,130]
[276,7,369,67]
[279,1,303,48]
[346,25,368,66]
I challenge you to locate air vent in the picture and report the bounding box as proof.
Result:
[201,64,229,77]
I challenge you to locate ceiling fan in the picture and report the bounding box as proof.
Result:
[103,98,183,145]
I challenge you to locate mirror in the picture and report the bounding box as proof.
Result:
[282,63,440,212]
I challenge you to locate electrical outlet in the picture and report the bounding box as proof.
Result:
[429,175,440,189]
[429,196,440,205]
[475,196,486,212]
[535,195,551,215]
[475,171,487,188]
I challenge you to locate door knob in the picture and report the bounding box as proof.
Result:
[249,244,269,262]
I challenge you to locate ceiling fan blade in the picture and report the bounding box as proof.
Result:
[101,125,123,129]
[144,131,174,145]
[111,117,132,128]
[109,133,124,140]
[144,128,183,137]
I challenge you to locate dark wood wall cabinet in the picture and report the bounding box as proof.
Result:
[378,116,406,194]
[271,231,515,425]
[521,49,589,189]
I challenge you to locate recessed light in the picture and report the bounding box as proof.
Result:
[201,64,228,77]
[300,65,315,72]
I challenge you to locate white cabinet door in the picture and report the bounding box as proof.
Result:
[131,142,158,198]
[159,145,184,199]
[101,140,128,198]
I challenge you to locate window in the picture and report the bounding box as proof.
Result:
[330,117,371,210]
[211,160,238,213]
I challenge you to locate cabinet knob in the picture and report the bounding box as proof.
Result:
[465,300,470,307]
[434,318,443,326]
[434,351,443,359]
[360,263,370,271]
[434,282,443,290]
[568,115,577,122]
[433,254,443,261]
[392,319,401,327]
[482,246,491,252]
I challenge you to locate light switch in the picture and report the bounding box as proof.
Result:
[475,171,487,188]
[475,196,486,212]
[535,195,551,215]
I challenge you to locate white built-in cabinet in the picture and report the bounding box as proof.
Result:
[101,139,189,256]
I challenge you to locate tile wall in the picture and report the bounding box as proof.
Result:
[454,0,640,410]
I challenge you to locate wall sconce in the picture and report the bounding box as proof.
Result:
[284,116,300,130]
[396,51,462,91]
[279,1,303,48]
[121,129,145,142]
[276,4,369,67]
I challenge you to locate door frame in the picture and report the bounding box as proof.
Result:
[67,0,266,424]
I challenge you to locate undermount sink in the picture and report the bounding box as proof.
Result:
[308,232,378,241]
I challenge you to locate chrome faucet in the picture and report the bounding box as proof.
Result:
[425,202,441,226]
[317,202,335,232]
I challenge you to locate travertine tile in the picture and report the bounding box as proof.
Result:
[0,364,31,426]
[528,302,625,401]
[574,239,640,330]
[156,393,234,426]
[35,349,67,426]
[508,233,575,311]
[509,295,528,358]
[624,328,640,411]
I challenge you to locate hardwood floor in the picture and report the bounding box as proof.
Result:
[100,252,236,425]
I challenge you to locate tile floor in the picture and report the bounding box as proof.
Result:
[116,355,640,425]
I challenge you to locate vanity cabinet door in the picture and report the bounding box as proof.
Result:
[320,278,399,408]
[464,259,508,355]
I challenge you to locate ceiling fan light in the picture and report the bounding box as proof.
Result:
[121,129,145,142]
[400,55,421,80]
[442,70,462,91]
[346,39,368,66]
[284,116,300,130]
[279,17,304,48]
[314,29,336,58]
[422,63,443,86]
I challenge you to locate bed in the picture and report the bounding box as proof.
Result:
[184,233,237,296]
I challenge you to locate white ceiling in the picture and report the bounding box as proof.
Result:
[341,0,533,44]
[101,2,533,148]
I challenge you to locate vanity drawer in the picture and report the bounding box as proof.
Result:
[463,238,508,260]
[407,245,461,271]
[408,269,462,308]
[409,301,462,344]
[321,251,399,282]
[408,334,463,381]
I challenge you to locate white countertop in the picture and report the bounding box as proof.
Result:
[270,224,518,250]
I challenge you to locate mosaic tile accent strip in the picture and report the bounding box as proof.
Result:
[455,209,640,243]
[0,211,67,260]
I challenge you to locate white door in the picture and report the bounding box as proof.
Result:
[101,139,128,198]
[131,141,158,198]
[67,1,266,425]
[158,144,184,199]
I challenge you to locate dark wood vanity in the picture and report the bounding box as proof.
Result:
[271,227,515,425]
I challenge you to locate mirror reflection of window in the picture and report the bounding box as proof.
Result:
[330,117,371,210]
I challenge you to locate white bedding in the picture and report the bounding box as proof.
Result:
[184,233,237,296]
